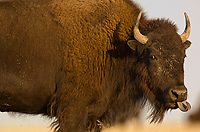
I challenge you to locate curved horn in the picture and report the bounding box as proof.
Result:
[133,12,148,44]
[180,12,191,43]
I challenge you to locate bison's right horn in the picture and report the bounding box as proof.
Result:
[180,12,191,43]
[133,12,148,44]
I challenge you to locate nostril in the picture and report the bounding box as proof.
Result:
[171,90,178,98]
[171,90,187,102]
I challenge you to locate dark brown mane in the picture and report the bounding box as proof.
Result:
[140,18,178,35]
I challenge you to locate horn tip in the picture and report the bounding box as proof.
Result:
[184,12,190,22]
[184,12,190,25]
[137,12,142,19]
[184,12,188,17]
[180,12,191,43]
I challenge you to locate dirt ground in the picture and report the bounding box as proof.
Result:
[103,122,200,132]
[0,122,200,132]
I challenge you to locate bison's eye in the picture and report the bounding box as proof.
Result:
[149,55,157,60]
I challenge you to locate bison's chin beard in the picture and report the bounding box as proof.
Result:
[146,94,191,123]
[146,101,168,123]
[143,88,171,123]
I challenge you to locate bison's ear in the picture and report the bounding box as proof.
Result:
[127,39,145,56]
[127,40,140,51]
[183,40,191,49]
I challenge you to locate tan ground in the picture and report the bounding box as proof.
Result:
[0,122,199,132]
[103,122,200,132]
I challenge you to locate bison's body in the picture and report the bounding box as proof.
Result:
[0,0,191,132]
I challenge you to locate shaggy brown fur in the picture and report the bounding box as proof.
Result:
[0,0,191,132]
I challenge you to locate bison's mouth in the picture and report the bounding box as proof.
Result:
[177,101,191,112]
[167,101,191,112]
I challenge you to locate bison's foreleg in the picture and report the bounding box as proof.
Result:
[55,102,88,132]
[51,81,89,132]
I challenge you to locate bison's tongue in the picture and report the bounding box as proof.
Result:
[177,101,191,112]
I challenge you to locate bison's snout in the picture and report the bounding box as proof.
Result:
[171,86,187,102]
[170,85,191,112]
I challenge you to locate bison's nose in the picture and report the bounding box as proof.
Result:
[171,86,187,102]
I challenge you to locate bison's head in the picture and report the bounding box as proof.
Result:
[127,12,191,123]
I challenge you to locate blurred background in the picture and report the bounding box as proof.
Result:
[0,0,200,131]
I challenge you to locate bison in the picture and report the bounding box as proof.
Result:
[0,0,191,131]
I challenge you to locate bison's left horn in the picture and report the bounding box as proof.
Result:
[133,12,148,44]
[180,12,191,43]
